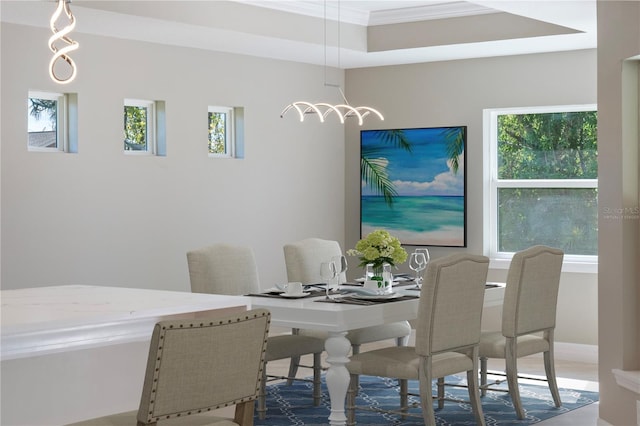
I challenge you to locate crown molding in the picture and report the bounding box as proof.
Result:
[368,2,497,26]
[235,1,496,27]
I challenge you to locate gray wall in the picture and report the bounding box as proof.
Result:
[2,24,598,348]
[344,50,599,346]
[1,23,346,292]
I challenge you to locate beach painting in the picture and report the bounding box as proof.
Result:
[359,126,467,247]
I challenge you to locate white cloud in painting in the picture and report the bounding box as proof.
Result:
[393,152,465,196]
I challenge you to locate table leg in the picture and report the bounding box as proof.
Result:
[324,331,351,426]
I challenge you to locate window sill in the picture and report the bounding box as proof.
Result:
[489,257,598,274]
[612,369,640,394]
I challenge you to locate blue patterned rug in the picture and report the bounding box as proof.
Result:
[254,374,598,425]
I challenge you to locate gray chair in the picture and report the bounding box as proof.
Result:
[345,253,489,426]
[283,238,412,352]
[479,245,564,419]
[67,309,271,426]
[186,243,324,420]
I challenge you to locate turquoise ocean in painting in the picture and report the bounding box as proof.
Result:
[361,195,465,246]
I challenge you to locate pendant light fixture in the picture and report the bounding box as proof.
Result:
[280,0,383,125]
[49,0,79,84]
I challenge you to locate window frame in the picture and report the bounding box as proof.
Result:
[27,91,67,152]
[208,105,235,158]
[124,98,156,155]
[485,104,598,273]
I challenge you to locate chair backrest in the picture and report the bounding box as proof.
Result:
[137,309,270,425]
[415,253,489,356]
[502,245,564,337]
[283,238,347,284]
[187,243,260,295]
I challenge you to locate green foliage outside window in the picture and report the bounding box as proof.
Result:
[496,111,598,255]
[124,106,147,151]
[29,98,57,130]
[498,112,597,179]
[208,112,226,154]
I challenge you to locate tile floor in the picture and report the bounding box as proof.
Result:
[266,327,600,425]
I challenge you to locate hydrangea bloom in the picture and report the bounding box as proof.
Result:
[346,230,408,271]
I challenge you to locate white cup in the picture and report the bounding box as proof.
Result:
[284,282,303,296]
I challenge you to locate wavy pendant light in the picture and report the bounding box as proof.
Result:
[280,0,383,126]
[48,0,79,84]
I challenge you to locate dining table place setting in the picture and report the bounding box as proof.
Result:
[314,283,420,305]
[246,282,340,299]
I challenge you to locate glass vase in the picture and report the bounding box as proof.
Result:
[366,263,393,293]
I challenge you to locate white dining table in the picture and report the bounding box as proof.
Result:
[0,285,250,426]
[248,282,505,426]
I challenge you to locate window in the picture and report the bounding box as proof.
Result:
[486,105,598,268]
[208,106,234,158]
[28,91,66,151]
[124,99,155,154]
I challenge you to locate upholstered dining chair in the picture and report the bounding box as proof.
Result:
[478,245,564,419]
[67,309,271,426]
[282,237,411,380]
[186,243,324,420]
[345,253,490,426]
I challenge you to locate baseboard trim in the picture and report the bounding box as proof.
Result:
[554,342,598,364]
[524,342,598,364]
[597,415,613,426]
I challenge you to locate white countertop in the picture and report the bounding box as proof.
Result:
[1,285,248,360]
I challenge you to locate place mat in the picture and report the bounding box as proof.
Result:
[342,281,417,289]
[247,289,334,299]
[315,294,419,305]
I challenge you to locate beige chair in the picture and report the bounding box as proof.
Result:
[186,243,324,420]
[346,253,489,426]
[479,245,564,419]
[67,309,271,426]
[283,238,411,359]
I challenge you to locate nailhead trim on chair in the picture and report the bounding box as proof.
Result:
[143,310,270,423]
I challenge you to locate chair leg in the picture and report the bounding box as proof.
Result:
[400,379,408,419]
[480,356,488,397]
[351,344,361,393]
[544,331,561,408]
[257,363,267,420]
[347,374,358,426]
[505,338,525,419]
[467,348,486,426]
[286,355,300,386]
[418,357,436,426]
[234,400,255,426]
[312,352,322,406]
[437,377,445,409]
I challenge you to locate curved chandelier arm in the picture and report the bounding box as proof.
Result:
[49,0,78,84]
[335,104,364,126]
[355,106,384,121]
[280,102,384,125]
[280,102,325,122]
[315,103,345,124]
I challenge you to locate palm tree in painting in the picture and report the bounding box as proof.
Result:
[361,130,411,207]
[442,127,465,174]
[361,127,464,207]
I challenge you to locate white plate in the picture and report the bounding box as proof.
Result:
[280,292,311,299]
[349,292,401,300]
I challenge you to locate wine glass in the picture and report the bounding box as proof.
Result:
[415,248,431,266]
[320,261,338,300]
[332,255,348,290]
[409,252,427,288]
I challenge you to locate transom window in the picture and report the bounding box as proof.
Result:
[208,106,234,158]
[486,105,598,268]
[124,99,155,154]
[28,91,66,152]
